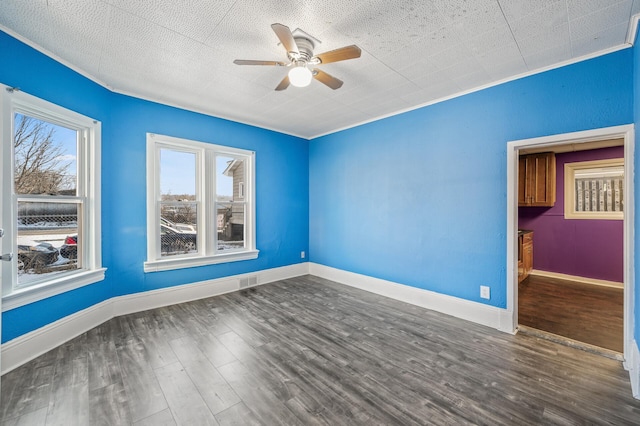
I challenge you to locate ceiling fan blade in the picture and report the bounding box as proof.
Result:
[275,75,290,91]
[312,69,343,90]
[271,23,299,55]
[314,45,361,64]
[233,59,286,66]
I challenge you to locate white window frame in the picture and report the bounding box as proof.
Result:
[145,133,258,272]
[564,158,624,220]
[0,86,104,311]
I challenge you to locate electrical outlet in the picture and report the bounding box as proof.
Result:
[480,286,490,300]
[301,251,305,259]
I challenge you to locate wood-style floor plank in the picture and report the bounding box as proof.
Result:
[133,408,176,426]
[1,275,639,425]
[168,336,241,414]
[214,402,263,426]
[45,346,89,426]
[191,332,237,368]
[0,352,55,421]
[88,380,131,426]
[154,361,218,425]
[116,339,168,422]
[3,406,48,426]
[519,274,623,352]
[217,360,303,426]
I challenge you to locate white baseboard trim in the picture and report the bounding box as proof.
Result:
[113,263,309,317]
[309,263,509,332]
[530,269,623,289]
[1,262,309,375]
[628,340,640,399]
[1,298,113,376]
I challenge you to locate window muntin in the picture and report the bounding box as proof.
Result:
[1,87,104,309]
[146,134,257,272]
[564,158,624,220]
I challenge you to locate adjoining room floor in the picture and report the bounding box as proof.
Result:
[2,275,639,425]
[518,274,624,353]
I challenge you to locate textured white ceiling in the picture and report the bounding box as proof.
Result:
[1,0,639,139]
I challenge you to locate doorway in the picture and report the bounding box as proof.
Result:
[517,140,624,353]
[506,125,634,364]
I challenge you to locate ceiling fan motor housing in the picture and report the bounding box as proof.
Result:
[290,37,315,64]
[233,23,359,90]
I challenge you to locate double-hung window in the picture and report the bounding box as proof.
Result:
[145,133,257,272]
[1,87,103,309]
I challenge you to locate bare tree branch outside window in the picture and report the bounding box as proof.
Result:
[14,114,74,195]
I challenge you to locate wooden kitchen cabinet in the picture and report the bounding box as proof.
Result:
[518,230,533,283]
[518,152,556,207]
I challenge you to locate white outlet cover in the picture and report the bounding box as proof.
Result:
[480,286,490,299]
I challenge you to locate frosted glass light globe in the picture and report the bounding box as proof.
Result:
[288,66,312,87]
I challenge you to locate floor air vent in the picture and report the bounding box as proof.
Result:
[239,275,258,289]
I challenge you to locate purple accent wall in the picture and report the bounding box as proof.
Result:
[518,146,624,282]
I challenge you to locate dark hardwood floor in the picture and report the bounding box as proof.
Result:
[2,275,639,425]
[518,274,624,353]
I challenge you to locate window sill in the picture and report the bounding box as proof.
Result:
[144,250,259,273]
[564,213,623,220]
[2,268,107,312]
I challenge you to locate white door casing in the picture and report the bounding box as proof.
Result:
[506,124,635,365]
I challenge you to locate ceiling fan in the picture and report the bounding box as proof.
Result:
[233,23,362,91]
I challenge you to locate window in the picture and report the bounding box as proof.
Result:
[145,133,257,272]
[1,87,104,309]
[564,158,624,220]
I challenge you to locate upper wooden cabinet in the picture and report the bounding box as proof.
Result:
[518,152,556,207]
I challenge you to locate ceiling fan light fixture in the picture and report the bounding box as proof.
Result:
[288,65,312,87]
[234,24,361,91]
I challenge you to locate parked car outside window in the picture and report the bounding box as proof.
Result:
[160,224,197,255]
[59,234,77,259]
[17,236,59,270]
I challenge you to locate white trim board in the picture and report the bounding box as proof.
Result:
[530,270,624,289]
[1,262,309,375]
[309,263,512,333]
[626,340,640,399]
[628,340,640,398]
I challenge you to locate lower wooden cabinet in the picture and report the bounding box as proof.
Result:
[518,231,533,283]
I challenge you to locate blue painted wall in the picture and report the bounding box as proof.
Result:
[309,49,634,310]
[0,31,309,342]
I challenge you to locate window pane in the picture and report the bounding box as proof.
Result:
[159,149,197,257]
[216,157,246,251]
[565,159,624,220]
[217,203,245,251]
[574,175,623,212]
[14,113,77,195]
[160,149,196,200]
[217,156,245,201]
[17,201,81,287]
[160,202,198,257]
